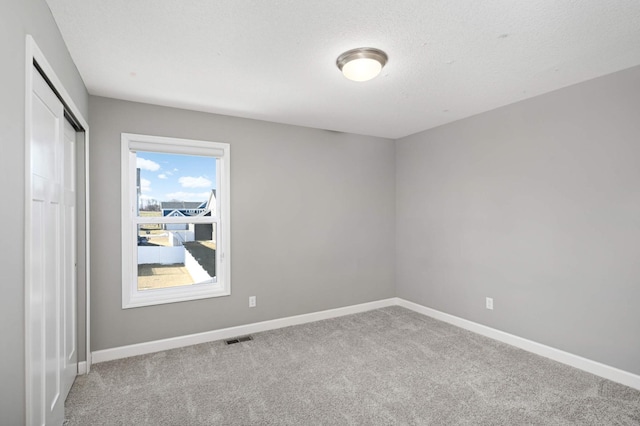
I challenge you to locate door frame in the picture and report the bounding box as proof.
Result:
[24,35,91,422]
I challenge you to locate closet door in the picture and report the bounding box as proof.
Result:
[28,68,75,425]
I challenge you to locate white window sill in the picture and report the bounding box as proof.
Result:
[123,282,230,309]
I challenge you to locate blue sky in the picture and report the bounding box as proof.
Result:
[137,151,216,203]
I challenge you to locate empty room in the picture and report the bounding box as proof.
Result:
[3,0,640,424]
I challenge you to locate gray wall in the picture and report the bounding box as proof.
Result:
[89,96,396,351]
[396,65,640,375]
[0,0,88,423]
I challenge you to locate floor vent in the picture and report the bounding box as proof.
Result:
[225,335,253,345]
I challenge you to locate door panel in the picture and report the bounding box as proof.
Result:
[29,199,45,426]
[29,68,68,426]
[44,204,61,416]
[62,120,77,399]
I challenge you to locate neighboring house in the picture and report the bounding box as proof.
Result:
[160,190,216,230]
[161,201,206,230]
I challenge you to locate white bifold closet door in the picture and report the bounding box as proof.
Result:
[29,67,77,426]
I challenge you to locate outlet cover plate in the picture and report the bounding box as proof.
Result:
[486,297,494,310]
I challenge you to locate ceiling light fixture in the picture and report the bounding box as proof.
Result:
[336,47,388,82]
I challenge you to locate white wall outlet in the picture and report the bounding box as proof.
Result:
[249,296,256,308]
[486,297,494,310]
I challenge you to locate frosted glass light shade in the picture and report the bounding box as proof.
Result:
[336,48,388,82]
[341,58,383,82]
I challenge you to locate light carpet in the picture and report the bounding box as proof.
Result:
[65,306,640,425]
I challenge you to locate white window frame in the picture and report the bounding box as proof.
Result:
[121,133,231,308]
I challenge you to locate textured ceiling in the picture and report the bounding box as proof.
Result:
[45,0,640,139]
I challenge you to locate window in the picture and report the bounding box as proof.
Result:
[121,133,230,308]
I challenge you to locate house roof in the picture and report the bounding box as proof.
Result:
[161,201,204,210]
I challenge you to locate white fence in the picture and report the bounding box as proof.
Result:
[138,246,185,265]
[165,223,188,231]
[168,230,195,246]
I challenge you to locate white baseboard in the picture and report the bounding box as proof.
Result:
[78,361,87,375]
[395,298,640,391]
[88,296,639,391]
[91,298,396,364]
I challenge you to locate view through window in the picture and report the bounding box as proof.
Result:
[135,151,217,291]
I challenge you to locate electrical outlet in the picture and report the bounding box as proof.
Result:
[249,296,256,308]
[486,297,493,310]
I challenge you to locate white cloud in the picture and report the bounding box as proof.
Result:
[137,157,160,171]
[140,178,151,193]
[179,176,212,188]
[165,191,210,201]
[158,174,167,179]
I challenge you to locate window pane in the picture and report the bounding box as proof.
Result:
[137,222,217,291]
[135,151,216,217]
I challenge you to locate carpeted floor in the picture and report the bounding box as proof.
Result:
[65,306,640,425]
